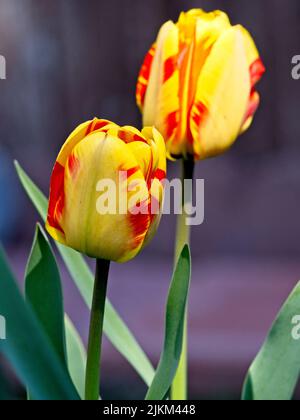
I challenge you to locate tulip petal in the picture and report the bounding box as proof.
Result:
[144,129,166,245]
[46,162,66,244]
[143,21,180,149]
[163,9,231,157]
[249,58,266,88]
[127,141,153,181]
[238,26,265,133]
[136,44,156,111]
[240,90,261,134]
[243,58,265,128]
[117,126,149,144]
[186,10,231,103]
[56,118,115,167]
[175,10,231,157]
[127,127,166,246]
[180,8,229,21]
[47,119,119,243]
[189,26,251,159]
[61,132,151,263]
[149,127,167,176]
[238,25,260,67]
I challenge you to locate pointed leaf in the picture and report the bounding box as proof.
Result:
[25,224,66,366]
[145,245,191,400]
[0,246,80,400]
[242,281,300,401]
[65,315,86,399]
[25,224,87,399]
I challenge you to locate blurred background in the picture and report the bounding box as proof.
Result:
[1,0,300,400]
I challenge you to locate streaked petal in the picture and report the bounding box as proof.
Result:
[238,25,260,67]
[117,126,149,144]
[249,58,266,88]
[165,9,231,157]
[46,162,66,244]
[175,10,231,157]
[62,132,150,262]
[136,44,156,111]
[238,26,265,134]
[189,26,251,159]
[143,21,180,148]
[56,118,116,166]
[240,90,261,134]
[126,141,153,181]
[180,8,230,23]
[144,128,166,245]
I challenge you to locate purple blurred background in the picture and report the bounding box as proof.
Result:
[1,0,300,399]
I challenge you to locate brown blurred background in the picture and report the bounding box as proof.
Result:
[1,0,300,399]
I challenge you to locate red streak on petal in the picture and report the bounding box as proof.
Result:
[163,55,177,83]
[165,110,179,138]
[191,101,208,128]
[187,101,208,149]
[118,165,140,180]
[86,119,111,135]
[242,58,265,126]
[152,168,166,183]
[127,167,166,249]
[250,58,266,88]
[68,153,80,177]
[128,201,151,248]
[47,162,65,235]
[118,130,147,144]
[148,168,166,223]
[245,90,260,122]
[136,44,156,107]
[126,166,139,178]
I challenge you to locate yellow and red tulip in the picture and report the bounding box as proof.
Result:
[136,9,265,160]
[46,119,166,263]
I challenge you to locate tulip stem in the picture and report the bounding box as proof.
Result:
[85,258,110,401]
[171,158,194,401]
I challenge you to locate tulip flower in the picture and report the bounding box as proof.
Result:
[137,8,265,401]
[136,9,265,160]
[46,118,166,263]
[45,118,166,400]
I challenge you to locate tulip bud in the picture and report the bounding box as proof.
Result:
[136,9,265,160]
[46,119,166,263]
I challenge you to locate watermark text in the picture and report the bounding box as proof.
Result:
[291,55,300,80]
[0,55,6,80]
[291,315,300,340]
[0,315,6,340]
[96,173,205,226]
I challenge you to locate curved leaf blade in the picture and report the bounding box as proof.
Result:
[0,246,80,400]
[146,245,191,400]
[25,224,66,366]
[65,315,86,399]
[14,161,155,386]
[25,223,87,399]
[242,281,300,401]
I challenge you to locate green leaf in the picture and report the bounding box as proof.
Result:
[0,246,80,400]
[65,315,86,400]
[25,224,66,366]
[145,245,191,400]
[14,161,155,386]
[242,281,300,401]
[25,224,87,399]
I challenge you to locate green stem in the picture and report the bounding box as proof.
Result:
[171,158,194,401]
[85,259,110,401]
